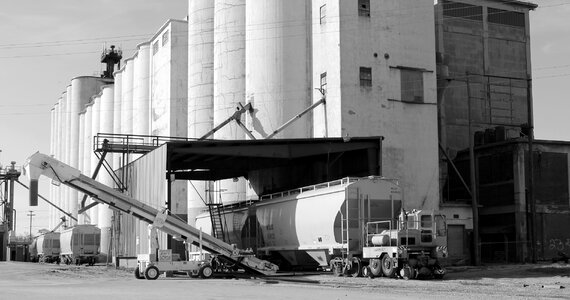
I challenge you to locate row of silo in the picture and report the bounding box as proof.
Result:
[186,0,313,211]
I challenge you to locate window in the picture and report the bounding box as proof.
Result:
[320,72,327,94]
[400,69,423,102]
[358,0,370,17]
[152,41,159,55]
[320,4,326,24]
[162,29,170,46]
[421,215,432,228]
[442,1,483,21]
[359,67,372,87]
[488,8,525,27]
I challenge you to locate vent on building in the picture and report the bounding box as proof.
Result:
[320,72,327,93]
[358,0,370,17]
[320,4,326,24]
[359,67,372,87]
[401,69,424,103]
[442,0,483,21]
[488,8,525,27]
[162,29,170,46]
[152,41,159,55]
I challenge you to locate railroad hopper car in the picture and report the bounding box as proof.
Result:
[196,176,402,270]
[59,224,101,265]
[34,232,61,263]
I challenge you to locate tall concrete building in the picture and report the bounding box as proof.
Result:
[435,0,538,263]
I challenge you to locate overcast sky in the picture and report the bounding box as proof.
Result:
[1,0,569,235]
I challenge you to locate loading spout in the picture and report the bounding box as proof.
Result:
[23,152,278,275]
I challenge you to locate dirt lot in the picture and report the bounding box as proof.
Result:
[0,262,569,300]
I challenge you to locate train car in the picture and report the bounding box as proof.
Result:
[35,232,61,263]
[29,238,38,262]
[196,176,403,270]
[59,224,101,265]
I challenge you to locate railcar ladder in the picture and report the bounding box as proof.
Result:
[207,204,227,243]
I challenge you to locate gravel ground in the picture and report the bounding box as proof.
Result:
[1,262,569,299]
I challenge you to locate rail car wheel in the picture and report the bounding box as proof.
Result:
[381,256,396,278]
[400,265,416,280]
[144,266,160,280]
[362,266,372,278]
[199,265,214,279]
[134,267,144,279]
[369,259,382,277]
[348,257,361,278]
[330,258,343,277]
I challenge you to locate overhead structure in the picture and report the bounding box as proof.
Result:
[101,45,122,79]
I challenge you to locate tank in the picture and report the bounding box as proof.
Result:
[196,176,402,269]
[187,2,214,225]
[80,103,93,224]
[98,85,115,257]
[89,95,101,225]
[121,58,135,135]
[133,42,150,136]
[59,224,101,265]
[245,0,312,140]
[213,0,247,205]
[35,232,61,263]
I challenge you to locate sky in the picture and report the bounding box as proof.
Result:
[1,0,569,236]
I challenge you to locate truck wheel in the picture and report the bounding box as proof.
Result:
[369,259,382,277]
[199,265,214,279]
[144,266,160,280]
[381,256,396,278]
[134,267,144,279]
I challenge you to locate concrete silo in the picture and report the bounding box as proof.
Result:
[213,0,247,204]
[244,0,313,199]
[89,95,101,225]
[80,103,93,224]
[188,0,215,224]
[133,43,151,136]
[113,70,123,169]
[69,77,109,223]
[98,85,115,258]
[245,0,312,139]
[121,58,135,135]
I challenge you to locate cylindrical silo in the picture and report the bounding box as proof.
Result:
[90,95,101,225]
[245,0,312,139]
[53,99,63,228]
[213,0,247,204]
[245,0,312,200]
[188,0,215,225]
[98,85,114,258]
[59,91,68,217]
[81,103,93,224]
[49,105,57,229]
[133,43,151,136]
[65,86,73,217]
[122,58,135,135]
[113,70,123,169]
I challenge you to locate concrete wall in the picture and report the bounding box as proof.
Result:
[150,20,188,138]
[312,0,440,210]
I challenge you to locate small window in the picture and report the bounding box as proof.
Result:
[162,29,170,46]
[320,4,327,24]
[320,72,327,93]
[358,0,370,17]
[152,41,159,55]
[488,8,525,28]
[421,215,432,228]
[401,69,424,102]
[359,67,372,87]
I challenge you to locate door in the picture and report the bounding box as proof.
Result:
[447,225,465,257]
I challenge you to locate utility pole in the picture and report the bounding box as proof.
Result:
[27,211,35,240]
[466,73,481,266]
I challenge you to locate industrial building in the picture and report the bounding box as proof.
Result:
[35,0,570,268]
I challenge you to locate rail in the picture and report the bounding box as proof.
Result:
[93,133,203,153]
[365,220,393,247]
[260,177,361,201]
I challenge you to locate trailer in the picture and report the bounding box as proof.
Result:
[24,152,278,280]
